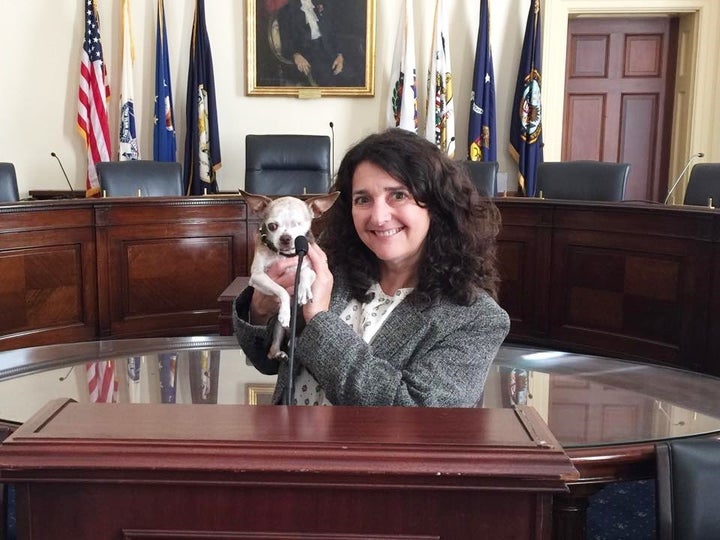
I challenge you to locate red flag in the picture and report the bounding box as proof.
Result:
[77,0,111,197]
[86,361,118,403]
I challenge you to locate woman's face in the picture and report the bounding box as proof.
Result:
[350,161,430,272]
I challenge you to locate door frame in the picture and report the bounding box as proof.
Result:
[542,0,720,201]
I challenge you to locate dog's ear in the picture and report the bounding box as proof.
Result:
[240,190,273,215]
[306,191,340,219]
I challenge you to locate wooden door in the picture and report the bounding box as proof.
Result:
[563,18,678,202]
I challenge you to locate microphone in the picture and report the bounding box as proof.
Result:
[58,366,75,381]
[285,235,309,405]
[294,234,309,256]
[328,121,335,183]
[50,152,76,195]
[664,152,704,204]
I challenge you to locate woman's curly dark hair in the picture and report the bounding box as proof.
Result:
[319,128,502,305]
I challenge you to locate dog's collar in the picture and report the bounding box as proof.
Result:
[259,223,312,258]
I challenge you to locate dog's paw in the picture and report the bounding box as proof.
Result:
[296,285,313,306]
[278,306,291,328]
[268,349,288,362]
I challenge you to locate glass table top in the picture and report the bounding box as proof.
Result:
[1,336,719,449]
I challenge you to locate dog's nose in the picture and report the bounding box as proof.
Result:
[279,233,292,246]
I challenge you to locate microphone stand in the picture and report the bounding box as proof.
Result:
[50,152,76,195]
[284,236,308,406]
[664,152,704,204]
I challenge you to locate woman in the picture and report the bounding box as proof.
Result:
[234,128,510,406]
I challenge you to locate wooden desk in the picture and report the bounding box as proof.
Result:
[0,398,576,539]
[2,197,719,375]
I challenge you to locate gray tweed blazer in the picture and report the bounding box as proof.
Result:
[233,268,510,407]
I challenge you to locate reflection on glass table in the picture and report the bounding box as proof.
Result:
[1,336,719,449]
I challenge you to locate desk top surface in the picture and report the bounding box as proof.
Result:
[1,336,719,450]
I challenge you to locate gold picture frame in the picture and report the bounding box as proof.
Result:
[245,383,276,405]
[246,0,375,97]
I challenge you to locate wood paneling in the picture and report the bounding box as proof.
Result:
[494,199,717,375]
[0,204,97,349]
[95,198,248,339]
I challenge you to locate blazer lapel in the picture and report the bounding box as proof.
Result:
[368,297,428,363]
[328,270,430,363]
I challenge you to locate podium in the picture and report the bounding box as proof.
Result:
[0,399,577,539]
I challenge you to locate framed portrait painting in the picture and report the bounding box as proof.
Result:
[246,0,375,97]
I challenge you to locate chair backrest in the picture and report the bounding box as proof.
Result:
[245,134,331,195]
[97,161,183,197]
[536,160,629,201]
[0,163,20,202]
[656,438,720,540]
[683,163,720,206]
[462,161,498,196]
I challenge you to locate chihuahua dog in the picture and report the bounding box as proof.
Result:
[241,190,339,360]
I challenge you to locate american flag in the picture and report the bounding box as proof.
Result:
[77,0,111,197]
[86,360,117,403]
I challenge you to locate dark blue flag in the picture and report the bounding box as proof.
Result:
[183,0,221,195]
[153,0,176,162]
[509,0,543,197]
[468,0,496,162]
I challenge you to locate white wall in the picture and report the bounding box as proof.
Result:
[0,0,529,198]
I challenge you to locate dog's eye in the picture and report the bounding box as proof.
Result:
[267,222,278,232]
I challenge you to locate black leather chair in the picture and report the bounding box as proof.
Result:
[97,160,183,197]
[462,161,498,196]
[683,163,720,206]
[536,160,629,201]
[656,438,720,539]
[0,162,20,202]
[245,135,331,195]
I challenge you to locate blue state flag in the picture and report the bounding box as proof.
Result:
[153,0,176,162]
[468,0,496,162]
[183,0,221,195]
[509,0,543,197]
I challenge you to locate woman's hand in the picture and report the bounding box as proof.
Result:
[303,243,333,322]
[248,258,298,325]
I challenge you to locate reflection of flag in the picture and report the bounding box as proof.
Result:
[468,0,496,162]
[119,0,139,161]
[77,0,111,197]
[387,0,417,132]
[500,367,529,407]
[159,352,178,403]
[189,350,220,404]
[153,0,176,162]
[183,0,222,195]
[126,356,142,403]
[509,0,543,197]
[86,361,117,403]
[424,0,455,157]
